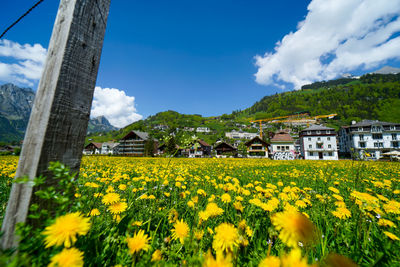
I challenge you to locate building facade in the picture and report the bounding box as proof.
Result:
[270,131,296,160]
[225,130,259,140]
[245,136,269,158]
[338,120,400,159]
[300,125,338,160]
[119,131,154,156]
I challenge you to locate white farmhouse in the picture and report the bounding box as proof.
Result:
[300,125,338,160]
[338,120,400,159]
[196,127,211,133]
[225,130,258,140]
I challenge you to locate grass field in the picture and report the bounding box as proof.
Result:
[1,156,399,266]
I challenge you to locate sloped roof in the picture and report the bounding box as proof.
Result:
[350,120,398,127]
[198,139,211,147]
[244,136,269,147]
[121,131,150,140]
[270,131,294,142]
[302,124,334,131]
[214,141,236,150]
[85,142,102,149]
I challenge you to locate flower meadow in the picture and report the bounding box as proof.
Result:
[1,156,400,266]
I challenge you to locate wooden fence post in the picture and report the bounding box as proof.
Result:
[1,0,110,249]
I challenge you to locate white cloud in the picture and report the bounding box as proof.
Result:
[0,39,47,86]
[255,0,400,89]
[91,86,143,128]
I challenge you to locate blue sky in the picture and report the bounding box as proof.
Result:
[1,0,400,127]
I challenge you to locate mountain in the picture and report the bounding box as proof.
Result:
[0,83,118,142]
[87,116,118,134]
[372,66,400,75]
[0,84,35,142]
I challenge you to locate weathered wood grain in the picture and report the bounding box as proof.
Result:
[1,0,110,249]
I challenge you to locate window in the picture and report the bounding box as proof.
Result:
[307,131,311,135]
[358,127,363,131]
[286,146,289,150]
[359,134,364,141]
[277,146,281,151]
[372,134,383,140]
[371,126,382,132]
[390,125,396,130]
[317,144,323,149]
[317,137,321,141]
[317,130,321,134]
[328,152,333,156]
[393,142,399,148]
[309,152,313,156]
[326,130,331,134]
[309,144,312,149]
[392,133,397,140]
[327,137,331,141]
[328,144,331,148]
[374,142,383,148]
[359,142,366,148]
[308,137,311,141]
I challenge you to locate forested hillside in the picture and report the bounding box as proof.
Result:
[239,73,400,126]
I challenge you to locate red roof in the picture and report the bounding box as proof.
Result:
[198,139,211,147]
[270,131,294,142]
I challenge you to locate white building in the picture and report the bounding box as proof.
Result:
[270,131,296,160]
[300,125,338,160]
[101,142,119,155]
[338,120,400,159]
[225,130,258,140]
[196,127,211,133]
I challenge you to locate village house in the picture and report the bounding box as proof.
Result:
[245,136,269,158]
[270,131,296,159]
[83,142,102,155]
[214,141,237,157]
[181,139,211,158]
[338,120,400,159]
[118,131,157,156]
[300,125,338,160]
[225,130,258,140]
[101,142,119,155]
[153,124,169,131]
[196,127,211,133]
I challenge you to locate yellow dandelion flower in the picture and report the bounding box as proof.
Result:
[102,193,120,205]
[205,202,224,217]
[195,229,204,240]
[295,200,307,209]
[151,249,162,262]
[221,193,232,203]
[127,230,151,254]
[238,219,247,230]
[212,223,239,253]
[258,255,280,267]
[281,249,309,267]
[233,201,244,212]
[171,219,190,244]
[43,213,91,248]
[164,192,170,197]
[132,221,142,227]
[383,231,400,241]
[203,250,232,267]
[168,209,179,224]
[48,247,84,267]
[328,187,340,194]
[118,184,127,191]
[378,218,396,228]
[187,200,195,208]
[108,202,128,214]
[331,207,351,220]
[88,208,100,216]
[271,210,317,247]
